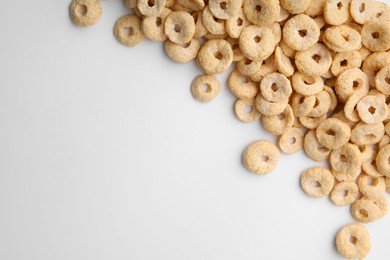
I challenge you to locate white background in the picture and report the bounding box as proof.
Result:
[0,1,389,259]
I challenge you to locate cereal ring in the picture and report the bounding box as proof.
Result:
[165,0,175,7]
[376,144,390,177]
[299,114,327,130]
[344,92,365,122]
[69,0,102,27]
[239,25,274,61]
[375,65,390,95]
[330,181,359,206]
[164,38,200,63]
[332,110,358,129]
[386,177,390,193]
[324,86,338,112]
[316,118,351,149]
[363,151,384,178]
[124,0,137,8]
[228,69,259,99]
[351,122,384,146]
[308,91,331,117]
[209,0,242,20]
[262,105,295,135]
[300,167,335,198]
[350,0,375,24]
[370,1,390,22]
[274,46,295,77]
[335,68,369,103]
[114,15,145,47]
[379,134,390,149]
[282,14,320,51]
[279,39,296,58]
[202,5,226,35]
[278,127,305,154]
[137,0,165,16]
[176,0,205,11]
[242,140,279,174]
[197,39,233,74]
[281,0,311,14]
[226,8,250,39]
[361,20,390,52]
[350,198,382,223]
[362,52,390,87]
[324,0,351,25]
[277,6,290,22]
[243,0,280,26]
[226,37,244,62]
[165,11,195,44]
[357,173,386,199]
[372,195,388,218]
[260,73,292,102]
[304,129,332,162]
[323,25,362,52]
[237,58,262,76]
[190,74,221,102]
[249,55,278,82]
[330,143,362,181]
[255,95,289,116]
[336,223,371,259]
[358,46,372,61]
[357,95,388,124]
[234,98,261,123]
[359,145,374,163]
[142,8,172,41]
[305,0,326,17]
[192,11,208,38]
[291,72,324,96]
[270,22,282,46]
[204,31,229,40]
[331,51,362,77]
[295,43,332,77]
[290,93,316,117]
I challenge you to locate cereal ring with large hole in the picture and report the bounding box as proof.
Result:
[304,129,332,161]
[114,15,145,47]
[226,8,250,39]
[164,38,200,63]
[243,0,280,26]
[165,11,195,44]
[301,167,335,198]
[350,198,382,223]
[351,122,384,146]
[234,98,261,123]
[344,92,365,122]
[255,95,289,116]
[336,223,371,259]
[281,0,311,14]
[260,73,292,102]
[282,14,320,51]
[209,0,242,20]
[202,5,226,35]
[299,114,327,130]
[228,69,259,99]
[69,0,102,27]
[237,58,262,76]
[324,0,351,25]
[361,20,390,52]
[137,0,166,16]
[176,0,205,11]
[142,8,172,41]
[192,11,208,38]
[323,25,362,52]
[308,91,331,117]
[239,25,274,61]
[292,72,324,96]
[335,68,369,103]
[316,118,351,150]
[330,181,359,206]
[375,65,390,95]
[330,143,362,181]
[357,173,386,199]
[290,93,316,117]
[190,74,221,102]
[362,52,390,87]
[376,144,390,177]
[295,43,332,77]
[350,0,375,24]
[278,127,305,154]
[262,105,295,135]
[197,39,233,74]
[331,51,362,77]
[242,140,279,174]
[357,95,388,124]
[274,46,295,77]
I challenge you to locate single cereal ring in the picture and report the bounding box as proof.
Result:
[274,46,295,77]
[142,8,172,41]
[190,74,221,102]
[324,86,338,112]
[137,0,166,16]
[249,55,278,82]
[300,167,335,198]
[303,129,331,161]
[386,121,390,136]
[357,95,388,124]
[376,144,390,177]
[332,110,358,129]
[299,114,327,130]
[197,39,233,74]
[164,38,200,63]
[362,52,390,87]
[165,0,175,7]
[324,0,351,25]
[316,118,351,150]
[176,0,205,11]
[226,8,250,39]
[331,51,362,77]
[69,0,102,27]
[330,143,362,181]
[330,181,359,206]
[237,58,263,76]
[308,91,331,117]
[335,68,369,103]
[242,140,279,174]
[375,65,390,95]
[255,94,289,116]
[278,127,305,154]
[351,122,384,146]
[323,25,362,52]
[165,11,195,44]
[234,98,261,123]
[228,69,259,99]
[363,151,384,178]
[350,198,382,223]
[262,105,295,135]
[379,134,390,149]
[260,73,292,102]
[359,145,374,163]
[281,0,311,14]
[282,14,320,51]
[114,15,145,47]
[243,0,280,26]
[344,92,365,122]
[361,20,390,52]
[124,0,137,8]
[305,0,326,17]
[192,11,208,38]
[239,25,274,61]
[295,43,332,77]
[280,39,296,58]
[226,37,244,62]
[372,195,388,219]
[358,46,372,61]
[357,173,386,199]
[370,1,390,22]
[209,0,242,20]
[290,93,316,117]
[202,5,226,35]
[350,0,375,24]
[291,72,324,96]
[336,223,371,259]
[270,22,282,46]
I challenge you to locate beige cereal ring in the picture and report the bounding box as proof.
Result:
[290,93,316,117]
[357,173,386,199]
[363,151,384,178]
[277,6,290,22]
[370,1,390,22]
[336,223,371,259]
[270,22,282,46]
[308,91,331,117]
[300,167,335,198]
[239,25,274,61]
[243,0,280,26]
[242,140,279,174]
[324,86,338,112]
[330,143,362,181]
[280,39,297,58]
[376,144,390,177]
[292,72,324,96]
[262,105,295,136]
[379,134,390,149]
[357,95,388,124]
[386,177,390,193]
[137,0,165,16]
[361,20,390,52]
[281,0,311,14]
[362,52,390,87]
[164,38,200,63]
[375,65,390,95]
[234,98,261,123]
[249,55,278,83]
[330,181,359,206]
[323,25,362,52]
[202,5,226,35]
[69,0,102,27]
[359,145,374,163]
[197,39,233,74]
[124,0,137,8]
[274,46,295,77]
[332,110,358,129]
[278,127,305,154]
[226,8,250,39]
[316,118,351,150]
[142,8,172,41]
[344,92,365,122]
[209,0,242,20]
[260,73,292,103]
[350,198,382,223]
[190,74,221,102]
[335,68,369,103]
[305,0,326,17]
[228,69,259,99]
[165,11,195,44]
[324,0,351,25]
[303,130,331,161]
[350,0,375,24]
[331,51,362,77]
[192,11,208,38]
[351,122,384,146]
[226,37,245,62]
[255,94,289,116]
[372,195,388,219]
[299,114,327,130]
[176,0,205,11]
[237,58,262,76]
[295,43,332,77]
[114,15,145,47]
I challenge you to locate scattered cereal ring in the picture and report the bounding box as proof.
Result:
[202,5,226,35]
[324,0,351,26]
[323,25,362,52]
[300,166,335,198]
[234,98,261,123]
[243,0,280,26]
[197,39,233,74]
[237,58,262,76]
[142,8,172,41]
[330,143,362,181]
[255,94,289,116]
[362,52,390,87]
[190,74,221,102]
[372,195,388,218]
[165,11,195,44]
[279,39,297,58]
[242,140,279,174]
[351,122,384,146]
[280,0,311,14]
[290,93,316,117]
[316,118,351,150]
[260,73,292,103]
[228,69,259,99]
[376,144,390,177]
[350,198,382,223]
[164,38,200,63]
[308,91,331,117]
[226,8,250,39]
[274,46,295,77]
[357,95,388,124]
[370,1,390,22]
[324,86,338,112]
[137,0,166,16]
[295,43,332,77]
[303,130,331,162]
[336,223,371,259]
[191,11,208,38]
[249,55,278,82]
[305,0,326,17]
[262,105,295,135]
[300,114,327,130]
[331,51,362,77]
[330,181,359,206]
[361,20,390,52]
[363,150,384,178]
[375,65,390,95]
[114,15,145,47]
[226,37,245,61]
[209,0,242,20]
[176,0,205,11]
[291,72,324,96]
[357,173,386,199]
[278,127,304,154]
[335,68,369,103]
[350,0,375,24]
[69,0,102,27]
[239,25,274,61]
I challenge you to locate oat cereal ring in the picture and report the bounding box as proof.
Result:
[299,114,327,130]
[330,181,359,206]
[228,69,259,99]
[336,223,371,259]
[357,173,386,199]
[324,0,351,25]
[242,140,279,174]
[363,151,384,178]
[202,5,226,35]
[332,110,359,129]
[324,86,338,112]
[165,11,195,44]
[278,127,305,154]
[190,74,221,102]
[357,95,388,124]
[386,177,390,193]
[226,8,250,39]
[260,73,292,103]
[375,65,390,95]
[281,0,311,15]
[358,46,372,61]
[137,0,165,16]
[243,0,280,26]
[330,143,362,181]
[249,55,278,82]
[164,38,200,63]
[379,134,390,149]
[209,0,242,20]
[350,198,382,223]
[376,144,390,177]
[359,145,374,163]
[295,43,332,77]
[316,118,351,149]
[114,15,145,47]
[350,0,374,24]
[280,39,297,58]
[237,58,262,76]
[372,195,388,218]
[361,20,390,52]
[351,122,384,146]
[305,0,326,17]
[192,11,208,38]
[274,46,295,77]
[282,14,320,51]
[331,51,362,77]
[291,93,316,117]
[344,92,364,122]
[197,39,233,74]
[335,68,369,103]
[277,6,290,22]
[308,91,331,117]
[370,1,390,22]
[300,167,335,198]
[262,105,295,136]
[303,130,332,161]
[323,25,362,52]
[165,0,175,7]
[176,0,205,11]
[292,72,324,96]
[386,121,390,136]
[234,98,261,123]
[142,8,172,41]
[69,0,102,27]
[270,22,282,46]
[239,25,274,61]
[255,94,289,116]
[204,31,228,40]
[226,37,244,61]
[362,52,390,87]
[123,0,137,8]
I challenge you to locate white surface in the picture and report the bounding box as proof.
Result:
[0,1,389,259]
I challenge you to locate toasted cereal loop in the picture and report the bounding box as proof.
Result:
[363,150,384,178]
[372,195,389,218]
[335,68,369,103]
[323,25,362,52]
[324,0,350,26]
[316,118,351,150]
[142,8,172,41]
[176,0,205,11]
[379,134,390,149]
[239,25,274,61]
[249,55,278,82]
[332,110,359,129]
[124,0,137,8]
[308,91,332,117]
[278,127,304,154]
[350,0,374,24]
[228,70,259,99]
[375,65,390,95]
[351,198,382,223]
[361,20,390,52]
[330,181,359,206]
[370,1,390,22]
[234,99,261,123]
[305,0,326,17]
[304,130,331,162]
[376,144,390,177]
[324,86,338,112]
[344,93,365,122]
[291,72,324,96]
[262,105,295,135]
[255,95,289,116]
[209,0,242,20]
[282,14,320,51]
[360,145,374,163]
[300,114,327,129]
[290,93,316,117]
[114,15,145,47]
[358,173,386,199]
[330,143,362,181]
[336,223,371,259]
[137,0,165,16]
[190,74,221,102]
[197,39,233,74]
[295,43,332,77]
[243,0,280,26]
[226,8,251,39]
[164,38,200,63]
[331,51,362,77]
[242,140,279,174]
[357,95,388,124]
[237,58,262,76]
[191,11,207,38]
[260,73,292,102]
[69,0,102,27]
[202,5,226,35]
[270,22,282,45]
[274,46,295,77]
[363,52,390,87]
[351,122,385,146]
[226,37,244,61]
[280,0,311,14]
[300,167,335,198]
[279,39,297,58]
[165,11,195,44]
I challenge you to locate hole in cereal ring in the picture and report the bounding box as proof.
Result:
[299,96,306,103]
[368,106,376,114]
[256,5,262,12]
[240,76,249,84]
[271,83,278,92]
[244,105,253,114]
[289,137,296,144]
[359,3,365,13]
[245,59,252,65]
[174,24,182,33]
[350,236,358,245]
[359,209,369,218]
[298,29,307,37]
[338,190,348,197]
[314,98,320,107]
[371,159,377,167]
[326,129,336,136]
[367,177,378,186]
[148,0,156,7]
[318,143,328,152]
[313,181,321,187]
[260,155,269,161]
[353,80,359,89]
[277,113,286,120]
[254,36,261,43]
[232,43,239,50]
[372,32,380,39]
[76,4,88,15]
[337,2,343,9]
[123,27,135,36]
[340,59,348,67]
[303,76,315,85]
[156,17,162,26]
[385,77,390,84]
[376,12,383,18]
[342,34,349,41]
[180,42,191,48]
[214,51,223,60]
[312,54,321,63]
[365,134,376,141]
[237,18,243,26]
[201,84,212,93]
[340,154,348,163]
[220,1,227,9]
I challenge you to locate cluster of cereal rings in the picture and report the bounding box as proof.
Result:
[68,0,390,258]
